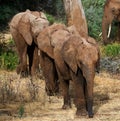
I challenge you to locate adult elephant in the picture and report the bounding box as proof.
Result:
[37,23,100,118]
[102,0,120,45]
[9,9,49,77]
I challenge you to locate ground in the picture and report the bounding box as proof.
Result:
[0,71,120,121]
[0,33,120,121]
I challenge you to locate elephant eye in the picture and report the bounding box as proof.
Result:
[111,8,115,14]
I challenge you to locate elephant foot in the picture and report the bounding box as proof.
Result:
[46,89,60,96]
[21,71,29,77]
[16,65,28,77]
[62,104,72,109]
[87,99,94,118]
[76,108,87,117]
[88,113,94,118]
[45,84,59,96]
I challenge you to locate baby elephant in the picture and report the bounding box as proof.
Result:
[37,23,100,118]
[9,9,49,77]
[59,35,99,118]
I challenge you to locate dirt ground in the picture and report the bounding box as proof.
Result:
[0,71,120,121]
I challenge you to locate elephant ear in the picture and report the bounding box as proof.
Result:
[62,40,78,74]
[18,13,33,45]
[37,28,54,59]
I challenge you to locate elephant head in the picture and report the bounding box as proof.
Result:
[102,0,120,45]
[37,23,69,59]
[62,35,99,75]
[10,10,49,45]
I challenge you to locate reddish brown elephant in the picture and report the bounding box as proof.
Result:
[37,23,100,118]
[9,9,49,77]
[102,0,120,45]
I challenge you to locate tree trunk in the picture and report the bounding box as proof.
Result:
[63,0,88,38]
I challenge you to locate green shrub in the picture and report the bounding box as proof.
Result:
[46,13,65,24]
[18,104,25,118]
[0,51,18,70]
[46,13,56,24]
[82,0,106,40]
[0,5,17,27]
[101,43,120,57]
[0,38,18,70]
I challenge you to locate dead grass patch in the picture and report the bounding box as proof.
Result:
[0,70,120,121]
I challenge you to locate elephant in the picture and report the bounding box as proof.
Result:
[37,23,100,118]
[102,0,120,45]
[9,9,49,77]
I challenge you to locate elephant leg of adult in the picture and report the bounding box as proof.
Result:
[39,52,59,96]
[60,79,71,109]
[70,69,87,116]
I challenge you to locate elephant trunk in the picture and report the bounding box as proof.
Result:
[82,66,95,118]
[102,18,110,45]
[102,8,114,45]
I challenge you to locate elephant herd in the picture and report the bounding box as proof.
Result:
[9,0,120,118]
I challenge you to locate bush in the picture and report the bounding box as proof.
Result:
[101,43,120,57]
[0,51,18,70]
[0,38,18,70]
[82,0,106,40]
[0,5,17,28]
[46,13,65,24]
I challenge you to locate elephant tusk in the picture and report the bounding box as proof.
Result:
[107,24,111,38]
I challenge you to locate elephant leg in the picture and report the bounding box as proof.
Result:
[13,34,28,77]
[60,79,71,109]
[18,45,28,77]
[10,28,28,77]
[70,69,87,116]
[27,42,39,77]
[31,46,40,77]
[27,43,34,76]
[118,22,120,42]
[39,51,59,96]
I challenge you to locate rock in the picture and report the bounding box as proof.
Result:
[100,57,120,73]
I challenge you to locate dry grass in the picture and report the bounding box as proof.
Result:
[0,70,120,121]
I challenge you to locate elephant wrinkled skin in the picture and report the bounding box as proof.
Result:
[37,23,100,118]
[9,10,49,77]
[102,0,120,45]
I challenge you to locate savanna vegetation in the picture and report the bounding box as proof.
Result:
[0,1,120,121]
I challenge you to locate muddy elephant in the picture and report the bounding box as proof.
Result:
[9,9,49,77]
[102,0,120,45]
[37,23,100,118]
